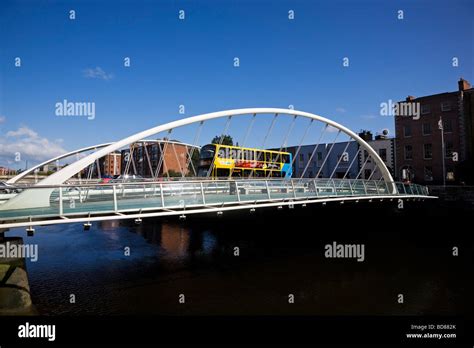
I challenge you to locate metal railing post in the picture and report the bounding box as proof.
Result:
[59,187,63,215]
[385,181,391,195]
[291,179,297,198]
[362,180,367,195]
[113,185,118,212]
[348,180,354,196]
[160,183,165,207]
[373,180,379,195]
[265,180,271,200]
[200,182,206,204]
[313,179,319,197]
[235,181,241,202]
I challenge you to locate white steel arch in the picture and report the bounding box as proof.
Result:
[40,108,394,186]
[6,143,112,184]
[0,108,396,210]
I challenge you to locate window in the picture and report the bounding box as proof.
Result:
[317,152,322,165]
[441,102,451,112]
[443,119,453,133]
[446,166,455,181]
[422,122,431,135]
[403,125,412,137]
[379,148,387,162]
[421,104,430,114]
[445,141,453,158]
[423,143,432,159]
[424,166,433,181]
[404,145,413,160]
[298,153,304,169]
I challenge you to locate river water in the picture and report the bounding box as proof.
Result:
[9,200,473,316]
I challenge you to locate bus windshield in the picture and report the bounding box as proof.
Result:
[200,144,216,159]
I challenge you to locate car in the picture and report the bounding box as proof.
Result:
[110,174,144,182]
[98,175,114,184]
[0,181,18,194]
[108,175,147,188]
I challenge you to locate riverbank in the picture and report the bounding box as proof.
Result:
[0,237,37,315]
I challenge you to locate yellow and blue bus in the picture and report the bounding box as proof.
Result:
[197,144,293,178]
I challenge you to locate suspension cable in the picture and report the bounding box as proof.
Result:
[356,153,371,179]
[170,142,185,178]
[155,130,173,179]
[290,119,314,172]
[229,114,256,178]
[300,124,329,179]
[249,113,278,178]
[342,148,361,180]
[267,115,298,178]
[315,129,341,179]
[329,140,352,179]
[206,116,232,178]
[142,141,154,178]
[184,121,204,177]
[242,114,256,148]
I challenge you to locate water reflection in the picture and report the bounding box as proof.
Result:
[5,202,470,315]
[133,221,218,265]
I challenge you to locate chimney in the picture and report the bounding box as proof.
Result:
[458,78,471,91]
[406,95,415,102]
[358,130,373,142]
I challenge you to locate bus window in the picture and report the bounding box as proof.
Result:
[281,154,290,163]
[217,148,226,158]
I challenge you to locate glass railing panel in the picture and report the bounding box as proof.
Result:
[161,182,203,208]
[203,181,239,204]
[266,180,294,200]
[0,187,62,220]
[350,180,366,195]
[60,185,113,214]
[115,183,162,211]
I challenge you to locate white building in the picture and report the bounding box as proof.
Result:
[359,134,395,180]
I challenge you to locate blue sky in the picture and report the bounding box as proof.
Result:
[0,0,473,168]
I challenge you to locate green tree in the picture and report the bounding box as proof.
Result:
[211,134,233,146]
[187,148,200,177]
[166,169,182,177]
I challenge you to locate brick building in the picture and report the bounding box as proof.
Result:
[99,152,121,177]
[121,140,198,177]
[395,78,474,184]
[0,167,15,176]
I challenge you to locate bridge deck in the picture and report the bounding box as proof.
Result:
[0,179,432,229]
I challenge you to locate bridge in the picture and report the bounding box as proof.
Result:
[0,108,433,232]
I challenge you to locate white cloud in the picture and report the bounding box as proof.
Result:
[83,66,114,80]
[0,125,66,165]
[326,125,339,133]
[0,115,5,124]
[6,126,38,138]
[335,107,346,113]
